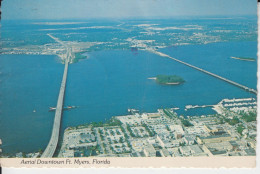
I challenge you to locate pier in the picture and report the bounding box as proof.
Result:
[149,49,257,95]
[41,35,71,158]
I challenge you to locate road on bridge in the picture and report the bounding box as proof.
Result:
[41,34,71,158]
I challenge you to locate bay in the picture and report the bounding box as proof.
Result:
[0,41,257,154]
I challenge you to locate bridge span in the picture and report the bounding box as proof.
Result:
[41,35,71,158]
[149,49,257,95]
[41,59,69,158]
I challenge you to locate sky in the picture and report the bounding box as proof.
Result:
[1,0,257,20]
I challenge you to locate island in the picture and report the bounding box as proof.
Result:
[230,56,256,61]
[150,75,185,85]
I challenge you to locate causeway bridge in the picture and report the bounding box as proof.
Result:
[41,40,256,157]
[149,49,257,95]
[41,35,71,158]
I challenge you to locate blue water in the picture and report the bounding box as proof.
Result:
[0,55,64,154]
[0,41,257,154]
[160,41,257,89]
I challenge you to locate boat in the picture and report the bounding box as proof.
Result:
[49,107,56,111]
[128,108,140,115]
[64,106,77,110]
[49,106,77,111]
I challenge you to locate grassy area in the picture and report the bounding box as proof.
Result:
[241,111,256,122]
[224,116,240,125]
[163,109,176,119]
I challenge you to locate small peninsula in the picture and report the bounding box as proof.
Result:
[149,75,185,85]
[230,56,256,62]
[72,51,88,63]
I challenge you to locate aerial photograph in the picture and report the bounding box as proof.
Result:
[0,0,257,159]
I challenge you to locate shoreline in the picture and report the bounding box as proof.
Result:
[230,56,255,61]
[164,82,181,85]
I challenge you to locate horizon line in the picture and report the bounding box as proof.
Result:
[0,14,257,21]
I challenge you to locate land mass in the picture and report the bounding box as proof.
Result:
[72,51,88,63]
[56,97,256,158]
[153,75,185,85]
[231,56,256,61]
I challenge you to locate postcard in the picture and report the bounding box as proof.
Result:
[0,0,258,168]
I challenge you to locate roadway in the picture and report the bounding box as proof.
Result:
[41,35,71,158]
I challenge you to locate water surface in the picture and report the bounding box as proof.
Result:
[0,41,257,154]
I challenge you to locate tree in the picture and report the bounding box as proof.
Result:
[166,125,171,131]
[39,148,43,154]
[181,119,193,127]
[126,124,135,137]
[179,142,186,146]
[142,123,155,137]
[219,118,225,124]
[225,117,240,125]
[237,125,245,135]
[22,152,26,158]
[242,111,256,122]
[119,137,124,143]
[156,75,185,84]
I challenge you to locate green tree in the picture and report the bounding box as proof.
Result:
[22,152,26,158]
[39,148,43,154]
[142,123,155,137]
[156,75,185,84]
[237,125,245,135]
[181,119,193,127]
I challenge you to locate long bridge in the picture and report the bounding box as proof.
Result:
[41,35,71,158]
[149,49,257,95]
[41,38,256,157]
